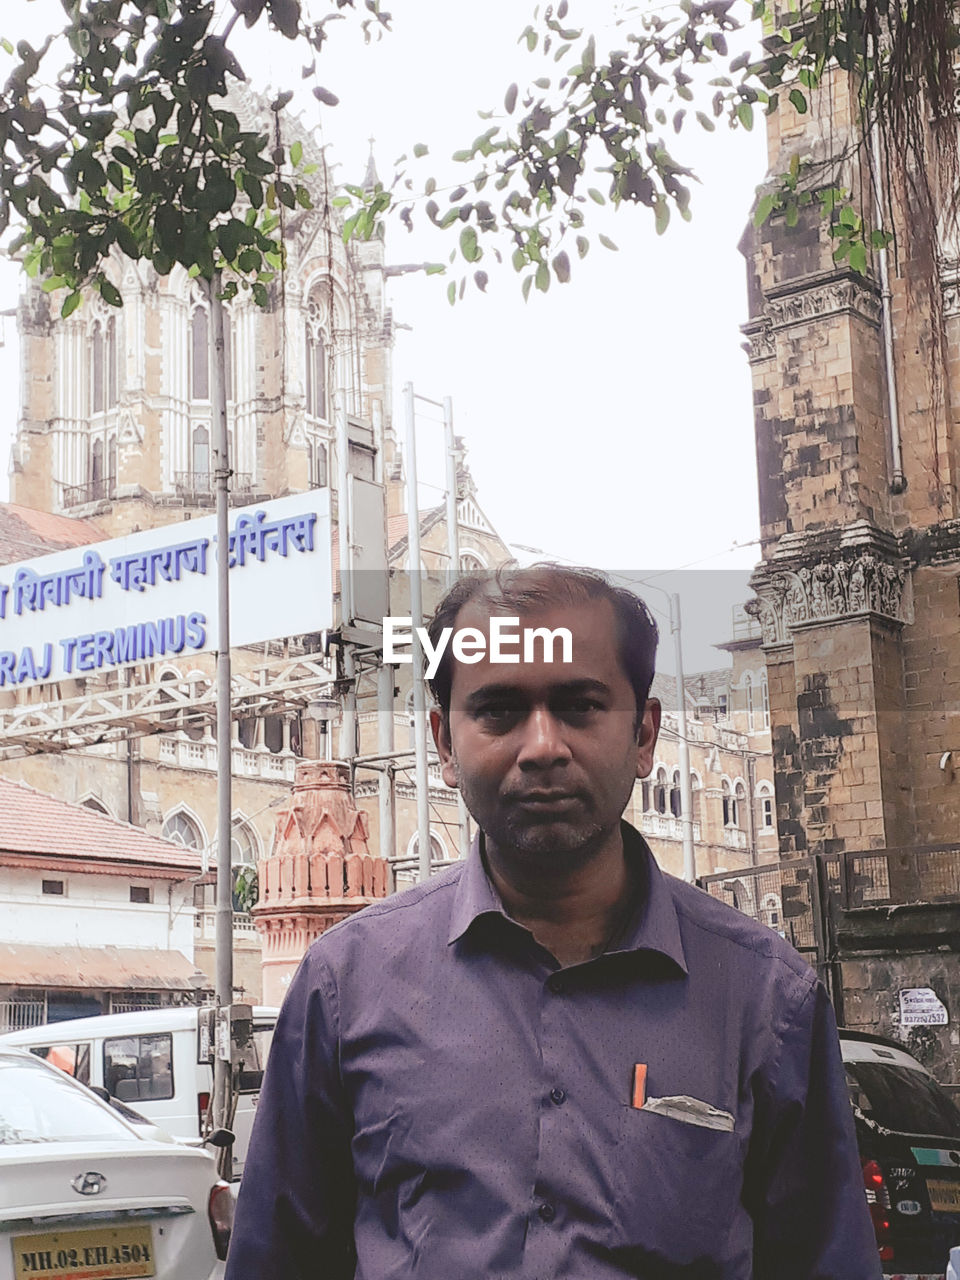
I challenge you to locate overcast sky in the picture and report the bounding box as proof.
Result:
[0,0,769,670]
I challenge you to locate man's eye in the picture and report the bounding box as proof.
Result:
[559,698,602,717]
[476,703,519,724]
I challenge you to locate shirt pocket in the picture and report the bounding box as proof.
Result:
[611,1103,744,1265]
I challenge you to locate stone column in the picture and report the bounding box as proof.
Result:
[252,760,389,1005]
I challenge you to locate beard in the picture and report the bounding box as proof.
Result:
[450,757,623,862]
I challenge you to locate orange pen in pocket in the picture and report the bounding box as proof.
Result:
[632,1063,647,1109]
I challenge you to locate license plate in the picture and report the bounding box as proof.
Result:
[12,1225,155,1280]
[926,1178,960,1214]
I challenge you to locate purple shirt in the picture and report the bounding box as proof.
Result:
[228,825,880,1279]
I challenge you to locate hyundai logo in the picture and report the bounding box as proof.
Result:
[71,1171,107,1196]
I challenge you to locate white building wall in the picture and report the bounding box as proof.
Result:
[0,866,195,959]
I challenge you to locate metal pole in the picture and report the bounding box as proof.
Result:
[206,273,232,1134]
[404,383,432,883]
[377,661,397,892]
[442,396,472,860]
[670,593,696,883]
[335,394,356,762]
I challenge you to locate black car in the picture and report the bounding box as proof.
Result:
[841,1029,960,1277]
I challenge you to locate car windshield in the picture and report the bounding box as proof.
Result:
[0,1057,139,1145]
[846,1061,960,1138]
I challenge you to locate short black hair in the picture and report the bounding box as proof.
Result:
[425,564,659,723]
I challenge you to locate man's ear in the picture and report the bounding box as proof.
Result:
[635,698,661,778]
[430,707,458,790]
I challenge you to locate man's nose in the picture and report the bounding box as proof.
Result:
[516,706,572,769]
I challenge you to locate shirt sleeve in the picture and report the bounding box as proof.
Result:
[225,950,356,1280]
[747,978,883,1280]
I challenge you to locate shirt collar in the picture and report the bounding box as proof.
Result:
[447,821,688,976]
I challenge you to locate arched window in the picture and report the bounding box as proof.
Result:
[722,779,738,827]
[460,552,485,572]
[192,424,210,481]
[107,435,117,496]
[310,441,328,489]
[305,327,326,419]
[669,769,682,819]
[654,766,668,815]
[162,811,203,849]
[761,671,770,729]
[757,781,775,831]
[106,316,117,409]
[745,674,755,732]
[90,438,104,496]
[641,779,652,812]
[191,308,209,401]
[734,781,746,827]
[407,830,448,871]
[690,772,701,823]
[761,893,783,932]
[231,822,258,868]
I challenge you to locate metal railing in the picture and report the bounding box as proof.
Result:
[0,999,46,1032]
[174,471,253,500]
[62,477,117,507]
[838,843,960,909]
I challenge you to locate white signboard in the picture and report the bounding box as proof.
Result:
[0,490,331,690]
[898,987,949,1027]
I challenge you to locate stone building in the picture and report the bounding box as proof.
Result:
[738,49,960,1080]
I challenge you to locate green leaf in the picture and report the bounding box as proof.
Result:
[654,200,670,235]
[505,83,518,114]
[447,280,456,306]
[424,263,446,275]
[848,240,867,275]
[41,276,66,293]
[290,140,303,167]
[116,223,140,259]
[460,225,480,263]
[60,291,82,319]
[736,102,754,130]
[552,250,570,282]
[576,235,589,259]
[535,262,549,292]
[753,193,776,227]
[598,234,618,251]
[521,275,533,302]
[587,188,605,205]
[413,143,429,158]
[99,280,122,307]
[789,88,808,114]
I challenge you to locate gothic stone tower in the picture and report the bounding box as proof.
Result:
[741,64,960,863]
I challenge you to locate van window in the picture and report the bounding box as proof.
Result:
[845,1062,960,1138]
[30,1043,91,1085]
[103,1033,174,1102]
[237,1026,274,1093]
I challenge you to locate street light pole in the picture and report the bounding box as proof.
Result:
[668,592,697,884]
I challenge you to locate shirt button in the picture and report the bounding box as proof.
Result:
[547,975,565,994]
[537,1203,556,1223]
[549,1087,566,1106]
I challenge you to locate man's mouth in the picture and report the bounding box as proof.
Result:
[510,791,581,811]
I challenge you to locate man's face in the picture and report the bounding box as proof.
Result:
[430,597,660,863]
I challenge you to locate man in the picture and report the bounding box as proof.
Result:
[227,566,881,1279]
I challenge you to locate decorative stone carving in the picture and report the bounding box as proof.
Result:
[252,760,388,1003]
[763,278,882,331]
[748,552,907,645]
[740,323,776,364]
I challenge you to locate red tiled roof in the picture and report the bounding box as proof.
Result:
[0,503,104,567]
[0,778,201,873]
[0,941,197,990]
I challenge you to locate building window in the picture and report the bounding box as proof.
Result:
[41,879,65,895]
[162,811,203,849]
[745,674,755,732]
[722,780,739,828]
[653,766,668,815]
[192,424,210,479]
[641,779,652,812]
[757,782,775,831]
[309,441,328,489]
[716,693,728,719]
[761,671,770,729]
[305,327,326,419]
[669,769,682,819]
[191,307,209,401]
[130,885,152,904]
[460,552,486,572]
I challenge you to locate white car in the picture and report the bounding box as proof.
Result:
[0,1046,232,1280]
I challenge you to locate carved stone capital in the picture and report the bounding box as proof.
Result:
[759,272,882,333]
[749,543,908,645]
[740,321,776,364]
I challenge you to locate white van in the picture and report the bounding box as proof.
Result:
[0,1005,277,1179]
